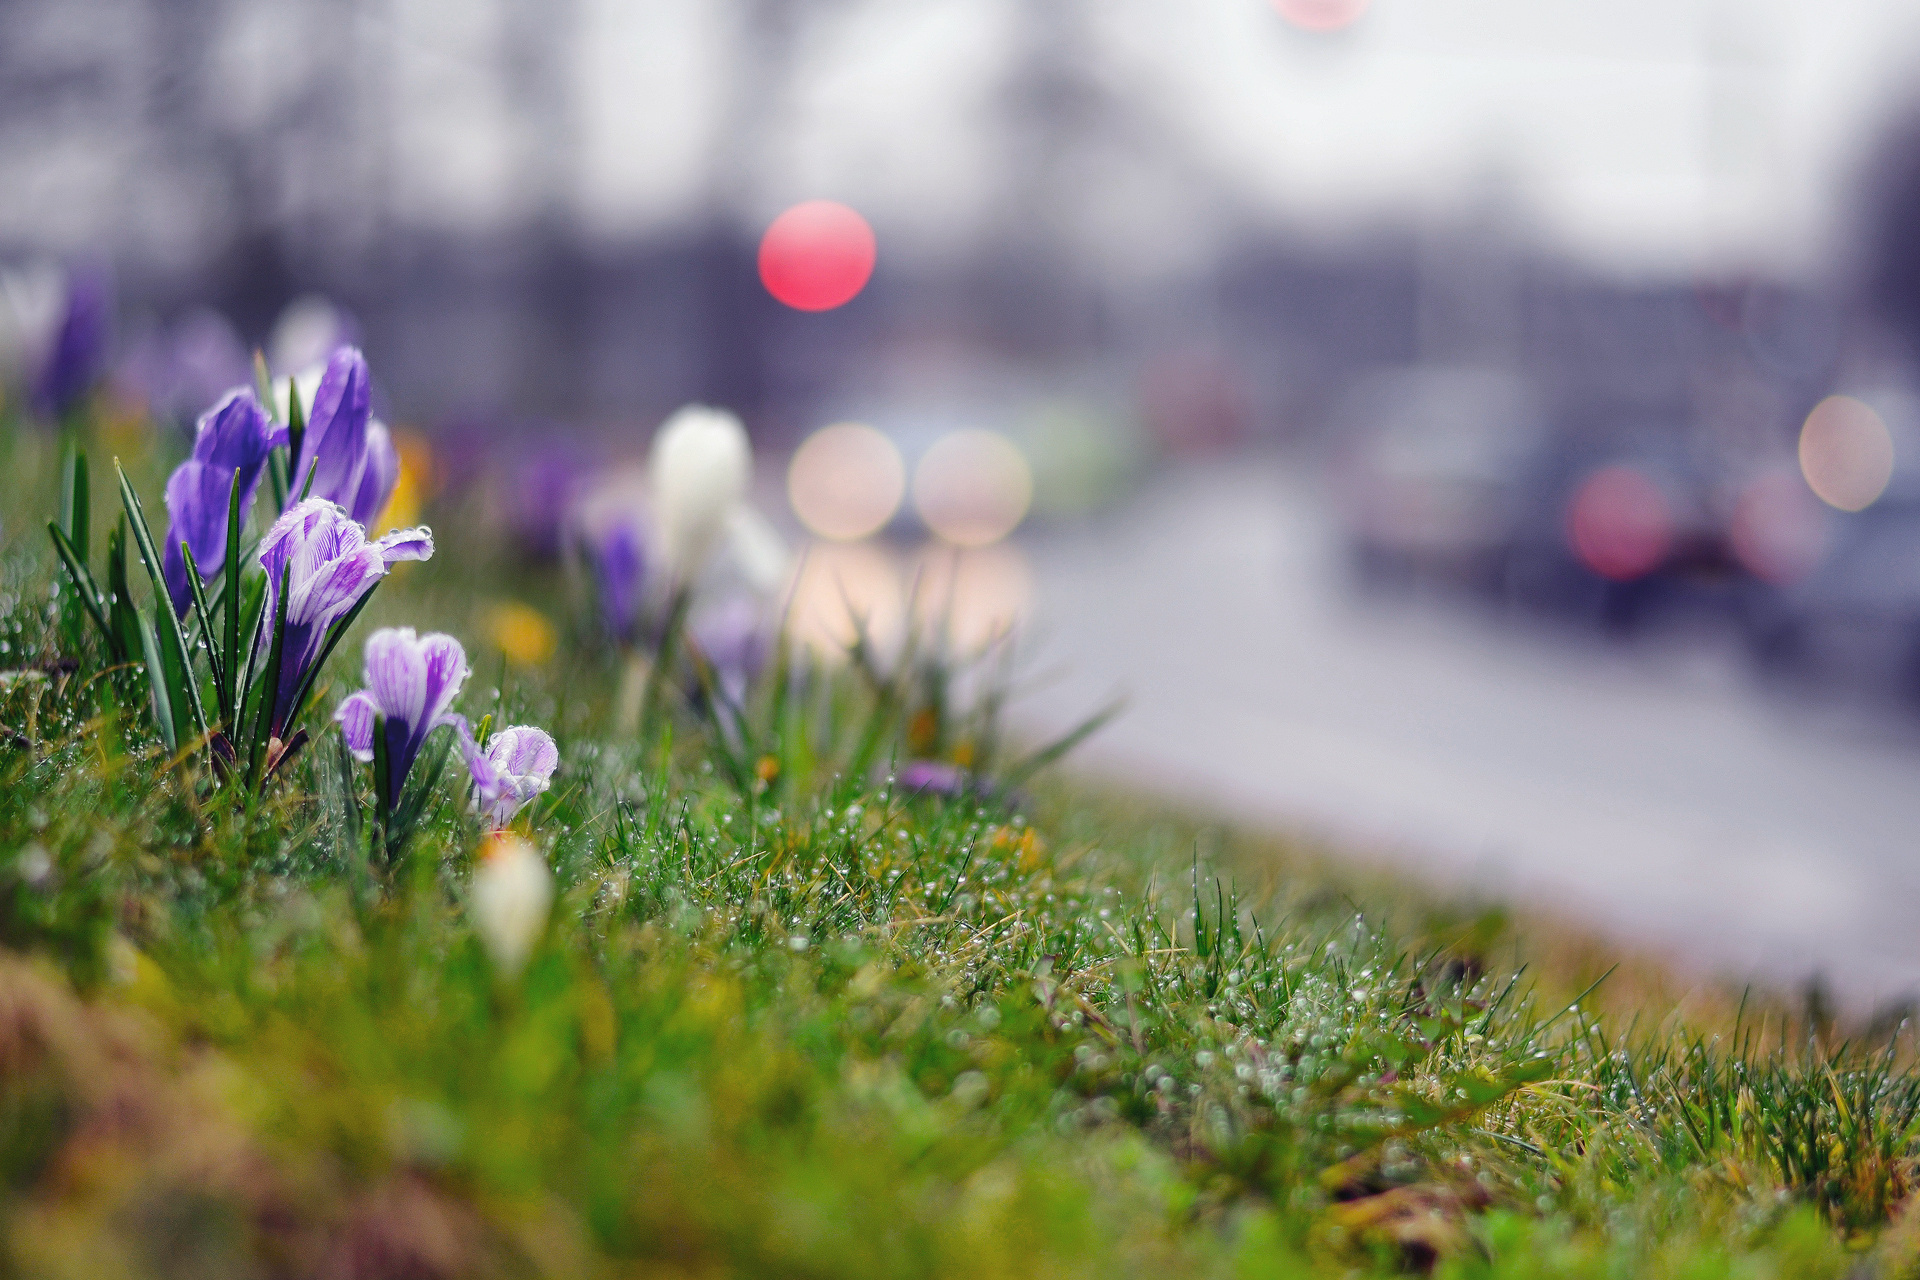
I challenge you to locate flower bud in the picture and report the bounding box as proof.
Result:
[650,405,750,581]
[471,834,552,976]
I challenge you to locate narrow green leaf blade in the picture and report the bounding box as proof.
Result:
[135,609,176,755]
[115,461,209,747]
[45,522,110,648]
[178,539,229,724]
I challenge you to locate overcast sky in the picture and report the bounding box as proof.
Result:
[9,0,1920,278]
[400,0,1920,273]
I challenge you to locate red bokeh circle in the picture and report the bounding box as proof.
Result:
[1567,466,1672,582]
[758,201,877,312]
[1272,0,1370,33]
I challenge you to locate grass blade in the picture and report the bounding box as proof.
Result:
[223,468,245,718]
[245,562,293,788]
[1001,696,1125,790]
[59,445,89,563]
[135,608,176,755]
[45,522,110,649]
[114,460,209,748]
[178,540,229,724]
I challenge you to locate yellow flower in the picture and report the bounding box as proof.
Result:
[486,601,558,668]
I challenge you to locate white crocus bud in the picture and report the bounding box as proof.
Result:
[650,404,750,582]
[470,834,553,976]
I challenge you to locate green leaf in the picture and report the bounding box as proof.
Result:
[135,609,175,755]
[251,349,274,409]
[45,521,110,652]
[114,460,209,750]
[286,374,307,497]
[267,448,289,515]
[107,519,143,667]
[371,713,393,864]
[152,597,199,752]
[59,445,89,563]
[1001,697,1125,790]
[178,539,229,725]
[222,468,245,720]
[245,561,293,789]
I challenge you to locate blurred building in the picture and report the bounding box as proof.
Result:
[2,0,1919,443]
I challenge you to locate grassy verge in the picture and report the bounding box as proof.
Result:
[0,426,1916,1278]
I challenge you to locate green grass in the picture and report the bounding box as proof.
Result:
[0,421,1916,1278]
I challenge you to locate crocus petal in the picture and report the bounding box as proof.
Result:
[457,714,501,797]
[349,419,400,528]
[376,525,434,563]
[194,388,277,474]
[416,632,471,740]
[160,459,224,617]
[469,724,559,828]
[592,518,647,640]
[363,627,428,736]
[257,499,395,735]
[335,690,380,761]
[490,725,559,780]
[161,535,193,621]
[293,347,372,509]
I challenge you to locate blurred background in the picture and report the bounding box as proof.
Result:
[12,0,1920,998]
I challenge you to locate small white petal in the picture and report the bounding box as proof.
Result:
[470,835,552,976]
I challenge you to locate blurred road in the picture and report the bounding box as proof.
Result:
[1014,460,1920,1007]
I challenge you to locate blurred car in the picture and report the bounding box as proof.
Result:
[1494,394,1832,635]
[1497,410,1762,630]
[1741,495,1920,698]
[1333,366,1544,590]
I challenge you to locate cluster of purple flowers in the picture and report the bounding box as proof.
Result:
[335,626,558,831]
[146,343,556,833]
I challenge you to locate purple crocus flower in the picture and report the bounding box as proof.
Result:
[288,346,375,512]
[590,517,649,641]
[467,724,559,828]
[347,419,400,529]
[161,389,283,617]
[258,499,433,736]
[335,627,479,801]
[35,263,112,421]
[895,760,969,798]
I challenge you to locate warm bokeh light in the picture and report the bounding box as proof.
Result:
[1729,467,1830,585]
[787,422,906,541]
[1272,0,1370,33]
[375,428,434,535]
[912,430,1033,547]
[1566,466,1672,581]
[1799,395,1894,512]
[757,201,877,312]
[486,601,559,667]
[785,541,906,659]
[910,542,1034,652]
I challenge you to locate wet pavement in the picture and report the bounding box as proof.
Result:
[1013,459,1920,1007]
